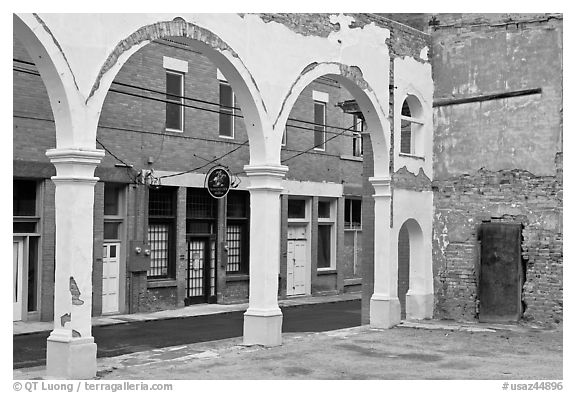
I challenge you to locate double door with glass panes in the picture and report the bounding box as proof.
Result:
[185,236,217,305]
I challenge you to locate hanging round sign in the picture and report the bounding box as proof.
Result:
[205,166,231,199]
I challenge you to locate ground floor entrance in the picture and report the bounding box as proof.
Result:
[185,236,217,305]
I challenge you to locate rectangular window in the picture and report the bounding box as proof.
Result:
[352,114,363,157]
[317,199,335,270]
[317,225,332,269]
[288,199,306,219]
[166,71,184,131]
[219,82,234,138]
[104,183,122,216]
[345,198,362,229]
[226,190,249,274]
[314,101,326,151]
[148,187,176,279]
[13,179,37,216]
[148,223,171,278]
[318,201,331,219]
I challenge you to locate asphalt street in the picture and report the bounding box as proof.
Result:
[13,299,361,369]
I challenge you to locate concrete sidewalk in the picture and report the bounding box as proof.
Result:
[14,319,562,380]
[13,292,361,335]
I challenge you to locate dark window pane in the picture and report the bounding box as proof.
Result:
[166,72,183,130]
[13,221,36,233]
[166,72,182,98]
[187,188,217,219]
[351,199,362,228]
[27,237,38,311]
[401,100,411,117]
[104,222,120,240]
[104,183,121,216]
[166,102,182,130]
[227,191,248,218]
[219,83,234,137]
[13,180,36,216]
[318,201,331,219]
[400,119,412,154]
[314,102,325,148]
[186,221,213,235]
[317,225,332,269]
[149,188,175,217]
[109,245,117,258]
[288,199,306,219]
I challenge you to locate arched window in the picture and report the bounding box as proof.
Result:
[400,95,424,156]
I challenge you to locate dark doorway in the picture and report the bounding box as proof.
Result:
[398,225,410,320]
[478,223,523,322]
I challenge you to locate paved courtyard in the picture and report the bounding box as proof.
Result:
[15,321,562,380]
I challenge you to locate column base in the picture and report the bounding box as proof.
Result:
[370,295,401,328]
[46,333,97,379]
[243,309,283,346]
[406,292,434,320]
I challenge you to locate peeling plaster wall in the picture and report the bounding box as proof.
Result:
[430,15,563,325]
[393,56,434,178]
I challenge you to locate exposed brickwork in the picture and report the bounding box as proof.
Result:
[432,167,563,325]
[393,166,432,192]
[40,180,55,321]
[431,15,563,326]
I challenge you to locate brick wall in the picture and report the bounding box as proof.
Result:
[432,163,562,325]
[431,15,563,326]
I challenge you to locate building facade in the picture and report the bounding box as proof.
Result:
[12,12,437,378]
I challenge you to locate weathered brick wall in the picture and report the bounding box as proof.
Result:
[431,15,563,326]
[433,165,563,325]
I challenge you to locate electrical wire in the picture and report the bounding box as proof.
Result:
[14,62,364,177]
[282,119,362,164]
[14,58,360,138]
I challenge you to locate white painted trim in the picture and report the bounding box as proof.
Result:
[312,90,329,103]
[216,68,227,81]
[163,56,188,73]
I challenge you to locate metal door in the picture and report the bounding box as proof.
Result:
[102,242,120,314]
[186,237,216,304]
[13,238,24,321]
[479,223,523,322]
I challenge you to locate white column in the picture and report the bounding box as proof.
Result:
[45,148,104,379]
[243,164,288,346]
[369,177,400,328]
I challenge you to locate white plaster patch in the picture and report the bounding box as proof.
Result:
[312,90,329,103]
[419,46,429,61]
[163,56,188,73]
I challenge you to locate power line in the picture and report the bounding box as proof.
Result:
[282,119,362,164]
[14,58,360,138]
[14,64,363,174]
[158,140,249,179]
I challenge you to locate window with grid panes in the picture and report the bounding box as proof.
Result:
[226,190,249,274]
[186,188,217,236]
[147,187,176,279]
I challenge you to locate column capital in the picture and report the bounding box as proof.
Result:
[369,176,391,197]
[244,164,289,192]
[46,148,105,182]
